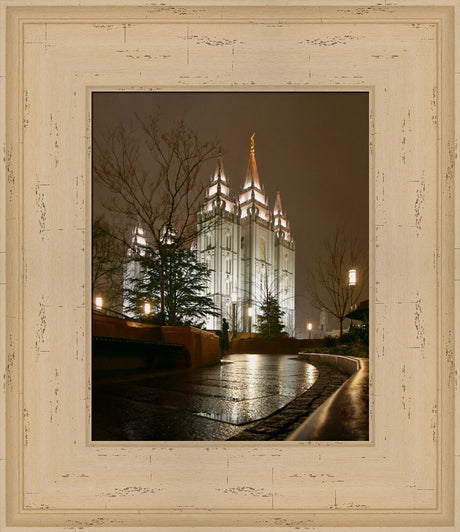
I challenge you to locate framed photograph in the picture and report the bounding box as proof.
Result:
[90,90,370,442]
[0,1,457,530]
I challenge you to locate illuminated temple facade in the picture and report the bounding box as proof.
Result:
[197,136,295,334]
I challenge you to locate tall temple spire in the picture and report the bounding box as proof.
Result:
[273,187,283,215]
[273,187,293,244]
[243,133,262,191]
[212,149,227,184]
[199,153,235,215]
[239,134,269,220]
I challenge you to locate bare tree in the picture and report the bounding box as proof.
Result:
[92,216,125,311]
[93,115,220,320]
[307,228,368,337]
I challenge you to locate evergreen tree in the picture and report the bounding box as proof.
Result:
[123,241,219,327]
[256,294,287,338]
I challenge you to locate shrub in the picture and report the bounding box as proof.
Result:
[337,344,354,355]
[324,335,337,348]
[348,322,369,343]
[339,331,353,344]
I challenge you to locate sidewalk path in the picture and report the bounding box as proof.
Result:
[93,353,345,441]
[228,361,350,440]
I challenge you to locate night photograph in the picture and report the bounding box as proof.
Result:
[91,92,369,441]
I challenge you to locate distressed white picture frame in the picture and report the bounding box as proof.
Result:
[0,1,458,530]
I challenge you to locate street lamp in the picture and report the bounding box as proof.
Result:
[348,268,357,310]
[144,302,151,315]
[307,322,312,339]
[348,268,357,287]
[231,292,237,339]
[95,296,103,310]
[248,306,253,338]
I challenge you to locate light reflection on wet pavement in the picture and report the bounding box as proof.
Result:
[92,353,319,441]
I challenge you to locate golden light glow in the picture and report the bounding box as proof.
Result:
[348,269,357,286]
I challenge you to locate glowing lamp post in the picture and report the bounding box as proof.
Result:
[248,306,253,338]
[348,268,357,311]
[144,302,151,315]
[95,296,103,310]
[307,322,313,339]
[348,268,357,331]
[231,292,237,339]
[348,269,357,287]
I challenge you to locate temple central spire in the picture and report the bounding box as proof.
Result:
[243,133,262,191]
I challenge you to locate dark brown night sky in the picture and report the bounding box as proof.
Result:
[92,92,369,337]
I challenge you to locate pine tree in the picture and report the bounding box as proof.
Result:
[123,242,219,327]
[257,294,287,338]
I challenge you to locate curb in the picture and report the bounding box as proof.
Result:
[285,353,369,441]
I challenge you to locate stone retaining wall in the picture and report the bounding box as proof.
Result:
[229,338,324,355]
[161,326,220,368]
[92,314,220,370]
[297,352,360,375]
[93,314,162,341]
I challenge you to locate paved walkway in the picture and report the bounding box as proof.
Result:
[92,353,349,441]
[228,361,350,440]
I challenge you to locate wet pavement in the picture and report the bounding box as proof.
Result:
[92,353,323,441]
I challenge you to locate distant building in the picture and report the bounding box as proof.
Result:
[196,136,295,334]
[319,308,329,337]
[122,223,147,316]
[122,135,296,334]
